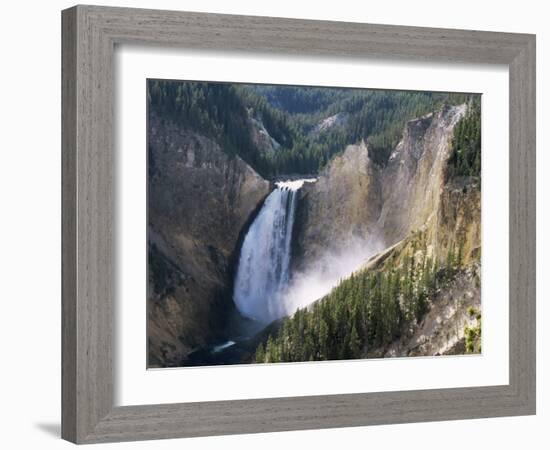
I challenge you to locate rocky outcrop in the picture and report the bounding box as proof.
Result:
[311,112,348,135]
[249,115,281,155]
[147,115,270,367]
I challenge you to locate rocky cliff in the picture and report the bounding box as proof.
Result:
[378,104,467,245]
[147,115,270,367]
[292,140,383,271]
[293,104,469,270]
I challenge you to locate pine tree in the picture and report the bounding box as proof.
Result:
[349,325,361,357]
[255,343,266,363]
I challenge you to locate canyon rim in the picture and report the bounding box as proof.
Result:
[146,80,482,368]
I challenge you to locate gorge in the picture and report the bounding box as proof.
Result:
[147,80,482,367]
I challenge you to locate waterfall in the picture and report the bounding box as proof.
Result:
[233,179,315,324]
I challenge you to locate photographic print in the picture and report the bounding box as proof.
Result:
[147,80,481,368]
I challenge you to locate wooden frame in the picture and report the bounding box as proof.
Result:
[62,5,536,444]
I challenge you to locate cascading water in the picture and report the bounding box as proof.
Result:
[233,179,315,324]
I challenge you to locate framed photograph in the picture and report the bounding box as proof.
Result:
[62,5,536,444]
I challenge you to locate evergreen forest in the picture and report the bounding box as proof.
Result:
[148,79,478,177]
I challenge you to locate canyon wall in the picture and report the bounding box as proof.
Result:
[292,140,383,271]
[292,104,472,270]
[147,116,270,366]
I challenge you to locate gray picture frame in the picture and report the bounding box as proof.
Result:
[61,4,536,444]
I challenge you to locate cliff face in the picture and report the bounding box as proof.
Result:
[378,104,466,245]
[434,177,481,266]
[293,105,468,270]
[147,116,270,367]
[292,140,382,271]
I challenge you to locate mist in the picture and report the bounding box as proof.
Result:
[282,236,385,315]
